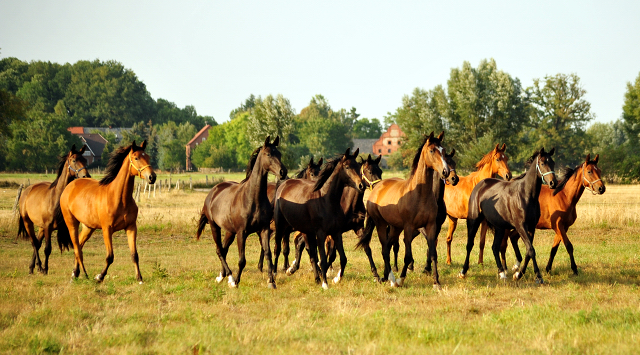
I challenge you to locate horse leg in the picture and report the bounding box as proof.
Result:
[326,237,336,273]
[315,233,330,289]
[259,228,276,289]
[423,224,441,288]
[492,227,507,280]
[95,227,114,282]
[513,225,543,283]
[377,223,393,283]
[397,227,416,287]
[282,231,293,273]
[392,241,400,273]
[125,225,143,283]
[499,230,509,271]
[459,215,483,278]
[421,228,432,274]
[509,230,523,271]
[42,226,53,275]
[66,218,86,279]
[27,225,42,274]
[230,231,248,288]
[478,221,488,264]
[562,229,578,275]
[211,224,232,283]
[363,243,381,283]
[446,217,458,265]
[332,234,347,284]
[546,229,563,274]
[286,233,305,275]
[306,235,321,284]
[257,245,264,272]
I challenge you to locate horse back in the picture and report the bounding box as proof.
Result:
[19,182,54,226]
[275,179,331,235]
[443,174,478,220]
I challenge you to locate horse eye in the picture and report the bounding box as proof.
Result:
[588,171,592,174]
[430,149,434,153]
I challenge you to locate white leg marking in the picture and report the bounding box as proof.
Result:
[389,271,397,287]
[215,272,224,283]
[332,269,342,284]
[322,282,329,290]
[499,271,507,280]
[228,275,237,288]
[512,261,521,271]
[513,271,521,280]
[396,277,404,287]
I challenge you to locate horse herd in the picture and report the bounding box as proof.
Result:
[16,132,606,290]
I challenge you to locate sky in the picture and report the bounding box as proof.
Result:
[1,1,639,125]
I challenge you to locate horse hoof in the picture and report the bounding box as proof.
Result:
[267,282,276,289]
[535,277,544,284]
[392,267,399,273]
[513,271,521,280]
[374,277,381,283]
[215,273,224,283]
[396,278,404,287]
[333,275,341,284]
[227,275,236,288]
[457,271,466,279]
[286,267,295,276]
[390,280,397,287]
[499,271,507,280]
[322,282,329,290]
[511,263,521,272]
[139,281,144,285]
[433,284,442,291]
[94,274,103,283]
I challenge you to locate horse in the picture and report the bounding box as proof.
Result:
[17,144,90,275]
[495,154,605,275]
[358,131,450,288]
[287,153,383,283]
[59,141,156,283]
[257,156,322,272]
[273,148,364,289]
[442,144,512,265]
[459,147,558,283]
[196,136,287,289]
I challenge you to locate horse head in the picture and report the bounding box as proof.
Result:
[129,140,156,184]
[492,143,512,181]
[421,131,450,178]
[339,148,364,192]
[444,149,459,186]
[583,153,605,195]
[536,147,557,189]
[68,144,91,179]
[260,136,288,180]
[360,154,383,191]
[305,156,322,181]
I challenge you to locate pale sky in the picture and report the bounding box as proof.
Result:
[1,1,639,125]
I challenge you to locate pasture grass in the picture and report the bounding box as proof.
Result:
[0,184,639,354]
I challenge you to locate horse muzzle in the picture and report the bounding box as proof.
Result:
[598,185,606,194]
[505,172,512,181]
[147,172,157,184]
[449,175,459,186]
[280,168,287,180]
[548,178,558,189]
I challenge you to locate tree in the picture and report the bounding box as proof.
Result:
[296,95,353,159]
[525,73,594,165]
[353,117,382,138]
[247,94,295,147]
[622,72,640,145]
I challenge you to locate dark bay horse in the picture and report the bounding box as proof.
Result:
[273,148,364,289]
[359,132,450,288]
[288,154,383,283]
[59,141,156,283]
[196,136,287,289]
[17,145,90,274]
[460,147,557,283]
[443,144,512,265]
[496,154,605,275]
[257,156,322,272]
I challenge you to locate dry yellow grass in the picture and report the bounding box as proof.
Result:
[0,183,639,354]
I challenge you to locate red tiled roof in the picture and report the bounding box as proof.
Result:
[187,124,211,146]
[68,127,84,134]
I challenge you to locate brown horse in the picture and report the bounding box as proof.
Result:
[273,148,364,289]
[196,136,287,289]
[442,144,512,265]
[59,141,156,283]
[288,154,383,283]
[496,154,605,275]
[17,145,90,274]
[257,156,323,272]
[460,147,557,283]
[359,132,450,288]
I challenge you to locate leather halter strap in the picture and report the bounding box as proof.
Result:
[68,164,86,175]
[361,165,381,191]
[129,154,151,178]
[582,162,602,195]
[536,156,555,184]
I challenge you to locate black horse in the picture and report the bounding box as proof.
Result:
[459,147,558,283]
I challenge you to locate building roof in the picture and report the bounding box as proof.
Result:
[351,138,377,155]
[78,133,108,157]
[187,124,212,146]
[68,127,130,141]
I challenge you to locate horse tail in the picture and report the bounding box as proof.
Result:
[355,215,375,250]
[16,215,29,241]
[54,202,72,252]
[196,212,208,240]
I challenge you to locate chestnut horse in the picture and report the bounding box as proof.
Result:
[257,156,323,272]
[359,132,450,288]
[496,154,605,275]
[443,143,512,265]
[273,148,364,289]
[196,136,287,289]
[17,144,90,274]
[460,148,557,283]
[59,141,156,283]
[288,154,383,282]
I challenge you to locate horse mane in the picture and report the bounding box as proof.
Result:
[313,155,342,192]
[552,165,579,196]
[510,151,542,182]
[48,155,68,189]
[99,144,133,186]
[241,147,262,183]
[410,135,442,178]
[475,149,497,170]
[294,167,308,179]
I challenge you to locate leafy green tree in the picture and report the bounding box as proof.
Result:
[622,72,640,145]
[353,117,382,138]
[296,95,353,159]
[247,94,295,147]
[229,94,256,120]
[525,73,594,165]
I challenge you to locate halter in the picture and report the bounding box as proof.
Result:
[129,154,151,179]
[361,165,381,191]
[68,164,87,175]
[582,163,602,195]
[536,156,555,185]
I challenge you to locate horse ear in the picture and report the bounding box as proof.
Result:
[273,136,280,147]
[437,131,444,141]
[501,143,507,151]
[140,140,147,150]
[79,145,87,154]
[549,147,555,156]
[132,140,137,149]
[367,154,372,162]
[318,157,323,165]
[344,148,351,157]
[353,148,359,157]
[309,156,314,166]
[71,144,77,154]
[594,154,599,164]
[427,131,434,141]
[375,154,382,163]
[450,148,456,157]
[585,153,591,163]
[264,136,271,147]
[539,147,546,154]
[494,143,499,151]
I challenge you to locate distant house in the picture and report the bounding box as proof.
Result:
[373,124,404,156]
[67,127,111,165]
[186,124,212,171]
[351,138,377,155]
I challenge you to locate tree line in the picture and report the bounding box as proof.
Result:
[1,55,640,180]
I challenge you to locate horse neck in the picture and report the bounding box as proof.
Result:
[341,185,361,215]
[471,159,495,183]
[408,152,434,190]
[51,160,73,200]
[246,156,269,205]
[108,157,136,203]
[320,165,347,206]
[561,166,586,206]
[522,160,543,201]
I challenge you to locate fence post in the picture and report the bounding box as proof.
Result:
[190,175,192,190]
[12,184,23,216]
[153,182,156,198]
[206,175,208,186]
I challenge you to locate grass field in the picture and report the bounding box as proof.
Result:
[0,177,639,354]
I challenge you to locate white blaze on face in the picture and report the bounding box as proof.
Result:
[437,146,449,174]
